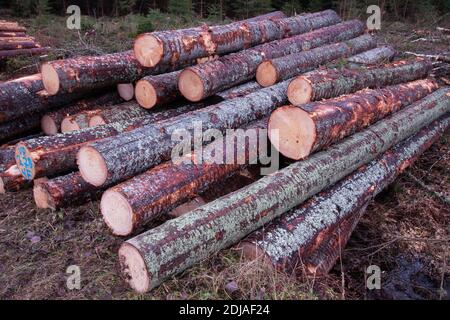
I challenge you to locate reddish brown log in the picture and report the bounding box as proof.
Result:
[41,91,123,135]
[77,80,290,187]
[287,59,432,105]
[0,113,42,143]
[347,45,396,65]
[15,102,211,180]
[256,35,376,87]
[33,172,100,209]
[118,88,450,293]
[0,24,27,32]
[88,101,150,127]
[135,70,181,109]
[101,119,267,236]
[0,165,27,194]
[134,10,340,67]
[178,20,366,101]
[269,78,439,160]
[60,110,98,132]
[241,113,450,275]
[0,47,49,59]
[0,32,26,37]
[41,50,190,96]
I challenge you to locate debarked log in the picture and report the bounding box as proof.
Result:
[269,78,438,160]
[118,87,450,293]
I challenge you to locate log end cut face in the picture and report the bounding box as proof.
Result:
[287,77,313,105]
[134,34,164,68]
[256,61,278,87]
[77,146,108,187]
[135,79,157,109]
[117,83,135,101]
[118,242,150,293]
[101,189,134,236]
[239,242,275,269]
[0,177,4,194]
[15,144,36,180]
[41,63,60,95]
[178,69,204,102]
[41,115,58,135]
[268,106,316,160]
[88,115,106,127]
[33,183,53,209]
[61,117,81,133]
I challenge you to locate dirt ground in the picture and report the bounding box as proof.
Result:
[0,16,449,300]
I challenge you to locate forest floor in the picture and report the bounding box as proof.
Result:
[0,14,449,300]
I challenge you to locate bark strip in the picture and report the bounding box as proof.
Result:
[118,87,450,293]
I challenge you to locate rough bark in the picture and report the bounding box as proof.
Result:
[287,59,432,105]
[118,87,450,293]
[87,101,150,127]
[178,20,366,101]
[78,80,290,187]
[0,73,87,124]
[41,91,123,135]
[270,78,438,160]
[0,146,15,171]
[0,32,26,37]
[134,10,339,67]
[0,47,49,58]
[347,45,396,65]
[241,114,450,275]
[15,102,210,180]
[33,172,101,209]
[101,119,267,236]
[0,113,42,143]
[135,70,182,109]
[214,81,262,100]
[41,50,190,96]
[256,35,377,87]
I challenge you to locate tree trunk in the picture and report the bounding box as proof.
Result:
[214,81,261,100]
[77,80,290,187]
[241,114,450,275]
[269,78,438,160]
[117,83,135,101]
[33,172,101,210]
[101,118,267,236]
[118,88,450,293]
[135,70,182,109]
[134,10,340,67]
[0,24,27,32]
[0,73,88,124]
[347,45,396,65]
[0,113,41,143]
[0,146,15,171]
[41,50,190,96]
[0,39,39,50]
[87,101,150,127]
[256,35,377,87]
[15,102,211,180]
[0,165,27,193]
[287,59,432,105]
[0,32,26,37]
[178,20,365,102]
[41,91,123,135]
[0,47,49,58]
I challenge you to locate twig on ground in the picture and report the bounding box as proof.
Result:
[405,172,450,206]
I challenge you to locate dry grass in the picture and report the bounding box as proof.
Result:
[0,17,449,300]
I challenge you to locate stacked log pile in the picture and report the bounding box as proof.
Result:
[0,10,448,295]
[0,21,49,59]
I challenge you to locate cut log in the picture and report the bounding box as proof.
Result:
[33,172,100,210]
[0,40,39,50]
[287,59,432,105]
[117,83,135,101]
[15,102,211,180]
[0,24,26,32]
[41,91,123,135]
[0,165,27,194]
[61,111,95,132]
[78,80,290,187]
[0,113,41,143]
[101,119,267,236]
[241,114,450,275]
[88,101,150,127]
[347,45,396,65]
[214,81,262,100]
[256,35,377,87]
[134,10,339,67]
[41,50,190,96]
[270,78,438,160]
[135,70,182,109]
[0,32,26,37]
[0,47,49,59]
[118,87,450,293]
[0,73,87,124]
[178,20,366,101]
